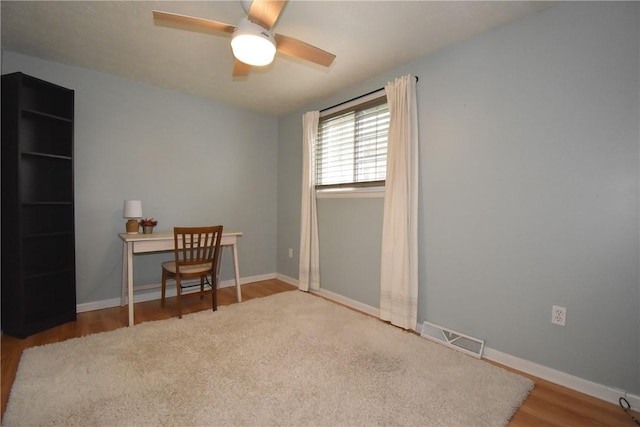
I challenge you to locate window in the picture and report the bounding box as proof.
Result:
[315,95,389,189]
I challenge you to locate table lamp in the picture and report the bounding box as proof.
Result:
[123,200,143,234]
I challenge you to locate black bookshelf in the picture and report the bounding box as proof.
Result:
[2,72,76,338]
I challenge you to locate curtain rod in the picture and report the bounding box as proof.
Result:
[320,75,419,113]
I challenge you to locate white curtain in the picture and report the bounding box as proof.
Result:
[299,111,320,291]
[380,75,419,330]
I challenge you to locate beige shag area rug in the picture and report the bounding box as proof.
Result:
[4,290,533,426]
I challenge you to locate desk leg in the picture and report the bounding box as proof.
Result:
[121,241,127,306]
[232,242,242,302]
[127,242,135,326]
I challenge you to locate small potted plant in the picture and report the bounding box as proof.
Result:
[140,218,158,234]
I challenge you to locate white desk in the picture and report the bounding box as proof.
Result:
[119,231,242,326]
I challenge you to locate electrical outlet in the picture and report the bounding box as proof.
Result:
[551,305,566,326]
[288,248,293,258]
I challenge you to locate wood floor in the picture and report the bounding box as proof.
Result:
[2,278,637,426]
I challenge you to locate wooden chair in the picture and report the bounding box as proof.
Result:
[161,226,223,318]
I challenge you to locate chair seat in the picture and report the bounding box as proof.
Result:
[162,260,212,275]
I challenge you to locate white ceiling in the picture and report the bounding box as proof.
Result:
[1,1,552,116]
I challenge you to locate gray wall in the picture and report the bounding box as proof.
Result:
[317,198,383,308]
[2,51,279,304]
[276,2,640,394]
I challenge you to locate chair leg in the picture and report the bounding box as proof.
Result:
[175,276,182,319]
[200,276,205,299]
[161,269,167,308]
[212,274,217,312]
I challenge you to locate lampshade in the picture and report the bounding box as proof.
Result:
[231,18,277,67]
[123,200,143,219]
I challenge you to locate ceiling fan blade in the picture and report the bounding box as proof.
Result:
[274,34,336,68]
[248,0,287,30]
[152,10,236,35]
[232,60,251,77]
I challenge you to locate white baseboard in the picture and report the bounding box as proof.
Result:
[310,288,380,318]
[76,273,277,313]
[626,393,640,411]
[482,346,638,410]
[275,273,298,286]
[274,274,381,318]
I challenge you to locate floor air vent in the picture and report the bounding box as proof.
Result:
[420,321,485,359]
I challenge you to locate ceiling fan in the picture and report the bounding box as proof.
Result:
[152,0,336,77]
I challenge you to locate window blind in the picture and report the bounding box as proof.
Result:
[315,98,389,188]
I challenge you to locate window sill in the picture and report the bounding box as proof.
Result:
[316,187,384,199]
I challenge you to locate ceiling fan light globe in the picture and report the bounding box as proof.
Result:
[232,34,276,66]
[231,18,277,67]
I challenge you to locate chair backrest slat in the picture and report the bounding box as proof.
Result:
[173,226,223,274]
